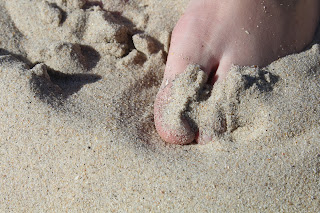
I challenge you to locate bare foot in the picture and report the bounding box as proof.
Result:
[154,0,320,144]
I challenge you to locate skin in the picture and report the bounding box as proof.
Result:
[154,0,320,145]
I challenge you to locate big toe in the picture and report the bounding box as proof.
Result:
[154,84,196,145]
[154,9,220,145]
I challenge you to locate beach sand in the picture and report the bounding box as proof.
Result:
[0,0,319,211]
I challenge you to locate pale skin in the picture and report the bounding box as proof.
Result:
[154,0,320,145]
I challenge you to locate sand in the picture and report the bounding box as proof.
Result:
[0,0,319,211]
[163,45,320,145]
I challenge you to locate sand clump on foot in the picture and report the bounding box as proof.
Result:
[162,45,320,144]
[161,65,208,143]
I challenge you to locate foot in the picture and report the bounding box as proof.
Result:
[154,0,320,144]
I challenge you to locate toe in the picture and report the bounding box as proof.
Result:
[154,85,196,145]
[154,10,220,145]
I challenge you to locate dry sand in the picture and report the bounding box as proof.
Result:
[0,0,320,211]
